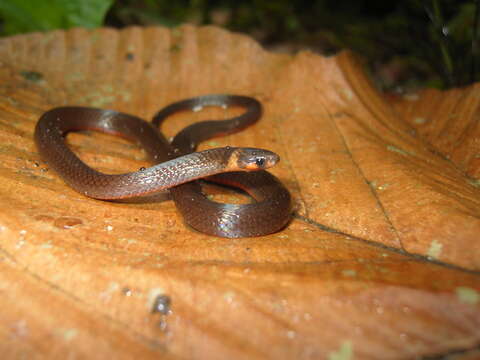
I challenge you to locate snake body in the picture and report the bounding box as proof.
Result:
[35,95,292,237]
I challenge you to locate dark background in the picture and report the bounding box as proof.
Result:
[0,0,478,90]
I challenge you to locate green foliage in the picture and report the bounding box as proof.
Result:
[0,0,114,35]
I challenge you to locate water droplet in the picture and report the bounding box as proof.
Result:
[157,318,168,332]
[151,295,171,315]
[122,287,132,296]
[54,217,83,229]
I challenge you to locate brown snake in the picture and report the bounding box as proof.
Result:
[35,95,292,237]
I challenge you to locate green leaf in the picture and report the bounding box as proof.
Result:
[62,0,114,28]
[0,0,114,35]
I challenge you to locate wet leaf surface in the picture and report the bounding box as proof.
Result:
[0,26,478,359]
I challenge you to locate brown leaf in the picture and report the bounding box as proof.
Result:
[0,25,478,359]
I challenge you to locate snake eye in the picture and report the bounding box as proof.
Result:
[255,157,265,167]
[236,148,279,170]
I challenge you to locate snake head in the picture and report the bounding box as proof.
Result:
[233,147,280,171]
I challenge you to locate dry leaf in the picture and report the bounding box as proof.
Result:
[0,25,479,359]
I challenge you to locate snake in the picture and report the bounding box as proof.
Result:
[34,94,292,237]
